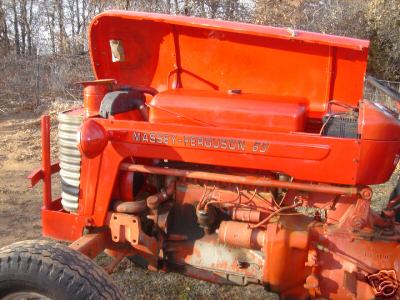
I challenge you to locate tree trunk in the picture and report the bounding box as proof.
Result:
[56,0,67,53]
[207,0,219,19]
[166,0,171,13]
[12,0,20,55]
[224,0,237,20]
[44,1,56,54]
[19,0,27,55]
[27,0,33,55]
[184,0,190,15]
[0,0,10,53]
[81,0,87,36]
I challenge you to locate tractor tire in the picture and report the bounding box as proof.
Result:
[0,240,124,300]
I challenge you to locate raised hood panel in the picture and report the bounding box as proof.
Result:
[89,11,369,117]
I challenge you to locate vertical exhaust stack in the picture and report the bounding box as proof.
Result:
[58,113,83,212]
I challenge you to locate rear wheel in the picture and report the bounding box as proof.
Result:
[0,240,123,300]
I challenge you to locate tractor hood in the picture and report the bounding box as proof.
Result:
[88,11,369,117]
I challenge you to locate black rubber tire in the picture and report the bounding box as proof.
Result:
[0,240,124,300]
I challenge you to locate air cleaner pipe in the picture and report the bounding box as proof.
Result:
[119,163,358,196]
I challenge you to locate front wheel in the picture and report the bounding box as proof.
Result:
[0,240,123,300]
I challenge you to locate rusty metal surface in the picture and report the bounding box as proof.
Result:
[367,270,399,298]
[218,221,265,249]
[106,212,159,256]
[166,234,264,285]
[69,231,110,259]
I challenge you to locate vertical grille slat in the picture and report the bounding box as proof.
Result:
[58,113,83,212]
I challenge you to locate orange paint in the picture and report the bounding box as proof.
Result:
[28,11,400,299]
[78,79,115,117]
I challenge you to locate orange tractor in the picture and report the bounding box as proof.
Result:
[1,10,400,300]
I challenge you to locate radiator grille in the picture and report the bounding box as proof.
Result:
[58,112,83,212]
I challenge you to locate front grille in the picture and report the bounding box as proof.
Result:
[58,112,83,212]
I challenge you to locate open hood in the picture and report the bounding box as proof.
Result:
[88,11,369,117]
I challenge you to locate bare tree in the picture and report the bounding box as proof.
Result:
[65,0,75,37]
[205,0,219,18]
[11,0,20,55]
[223,0,238,20]
[19,0,26,54]
[18,0,35,55]
[0,0,10,54]
[56,0,67,53]
[43,0,56,54]
[26,0,34,55]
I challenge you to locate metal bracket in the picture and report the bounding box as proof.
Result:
[28,162,60,187]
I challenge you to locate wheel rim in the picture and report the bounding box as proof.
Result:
[2,291,52,300]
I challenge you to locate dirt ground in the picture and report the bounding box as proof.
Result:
[0,98,397,299]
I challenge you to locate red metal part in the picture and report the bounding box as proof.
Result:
[27,115,86,242]
[165,234,264,285]
[231,207,261,223]
[89,11,368,119]
[41,199,85,241]
[315,234,400,299]
[106,212,159,257]
[40,115,52,209]
[218,221,265,249]
[69,231,110,259]
[78,79,115,117]
[176,179,274,212]
[117,171,134,201]
[78,119,109,158]
[27,11,400,300]
[96,116,400,186]
[104,249,129,274]
[28,162,60,188]
[367,270,399,298]
[359,100,400,141]
[113,200,147,214]
[149,90,307,132]
[262,222,310,294]
[120,163,358,196]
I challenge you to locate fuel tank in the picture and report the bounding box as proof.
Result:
[149,89,308,132]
